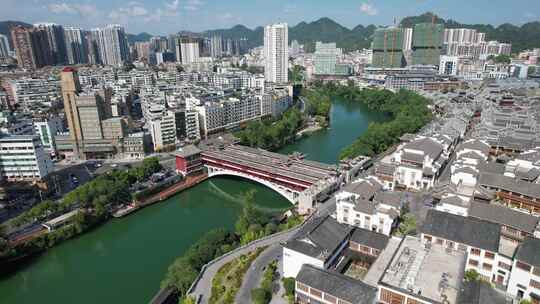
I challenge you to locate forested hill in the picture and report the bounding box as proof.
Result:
[2,13,539,52]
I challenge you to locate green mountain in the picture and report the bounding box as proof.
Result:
[126,32,153,44]
[400,12,540,52]
[202,18,375,52]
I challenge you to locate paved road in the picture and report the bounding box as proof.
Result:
[236,244,282,304]
[189,228,300,304]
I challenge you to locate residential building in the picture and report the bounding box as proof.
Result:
[174,144,203,176]
[507,237,540,301]
[392,136,447,190]
[149,110,177,151]
[0,135,53,181]
[314,42,349,76]
[94,25,130,66]
[264,23,288,83]
[178,37,200,64]
[335,178,402,236]
[439,55,459,76]
[371,27,405,68]
[0,34,10,57]
[296,264,377,304]
[411,23,444,66]
[34,23,67,64]
[64,27,87,65]
[33,116,64,155]
[283,216,351,278]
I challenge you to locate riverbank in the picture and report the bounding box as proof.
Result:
[0,98,386,304]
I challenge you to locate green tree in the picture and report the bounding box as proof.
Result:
[395,214,417,236]
[179,296,197,304]
[282,278,295,296]
[464,269,480,282]
[251,288,271,304]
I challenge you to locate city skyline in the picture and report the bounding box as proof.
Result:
[0,0,539,35]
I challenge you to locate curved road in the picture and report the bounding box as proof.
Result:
[235,244,282,303]
[188,228,300,304]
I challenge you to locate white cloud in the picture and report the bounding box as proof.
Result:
[165,0,180,11]
[359,3,378,16]
[47,3,76,14]
[184,0,203,11]
[47,3,100,19]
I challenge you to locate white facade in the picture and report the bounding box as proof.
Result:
[508,259,540,301]
[149,111,176,151]
[94,25,130,66]
[34,117,64,154]
[179,42,200,64]
[0,135,53,181]
[64,27,87,65]
[439,55,459,76]
[264,23,289,84]
[0,34,10,57]
[283,247,325,278]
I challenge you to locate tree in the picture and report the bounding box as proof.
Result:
[282,277,295,296]
[464,269,480,282]
[179,296,197,304]
[395,214,416,236]
[251,288,271,304]
[520,300,533,304]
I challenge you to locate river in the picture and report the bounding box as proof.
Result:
[0,99,387,304]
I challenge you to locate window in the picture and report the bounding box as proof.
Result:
[470,248,481,256]
[436,238,444,245]
[516,261,532,272]
[484,251,495,260]
[407,299,421,304]
[423,235,432,243]
[499,262,512,271]
[310,288,322,298]
[483,263,493,271]
[458,244,467,252]
[380,288,405,304]
[296,282,309,293]
[324,294,337,304]
[530,279,540,289]
[469,259,479,267]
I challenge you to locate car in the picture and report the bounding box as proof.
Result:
[111,164,118,168]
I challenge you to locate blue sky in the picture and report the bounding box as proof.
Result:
[1,0,539,34]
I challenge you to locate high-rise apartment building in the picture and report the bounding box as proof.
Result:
[34,23,67,64]
[177,37,200,64]
[371,27,406,68]
[210,35,223,58]
[94,25,130,66]
[264,23,288,83]
[313,42,349,76]
[411,23,444,66]
[0,34,10,57]
[11,26,39,70]
[402,28,414,51]
[64,27,88,65]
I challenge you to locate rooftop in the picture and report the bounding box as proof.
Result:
[421,209,501,252]
[284,216,351,262]
[468,201,539,234]
[380,236,465,304]
[296,264,377,304]
[515,237,540,268]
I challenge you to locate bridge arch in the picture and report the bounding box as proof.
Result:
[207,167,297,205]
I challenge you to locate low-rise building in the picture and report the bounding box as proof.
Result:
[0,135,53,181]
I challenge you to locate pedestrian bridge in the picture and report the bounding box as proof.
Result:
[201,145,341,213]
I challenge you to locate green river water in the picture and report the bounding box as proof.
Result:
[0,99,387,304]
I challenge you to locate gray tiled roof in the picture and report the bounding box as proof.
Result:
[478,172,540,199]
[469,202,539,233]
[284,216,351,261]
[404,137,444,160]
[342,179,383,200]
[457,281,512,304]
[515,237,540,268]
[373,191,404,209]
[421,210,501,252]
[296,264,377,304]
[350,228,389,251]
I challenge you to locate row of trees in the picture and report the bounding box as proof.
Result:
[236,108,304,150]
[251,260,278,304]
[1,158,163,263]
[319,83,432,159]
[161,229,237,297]
[162,190,303,301]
